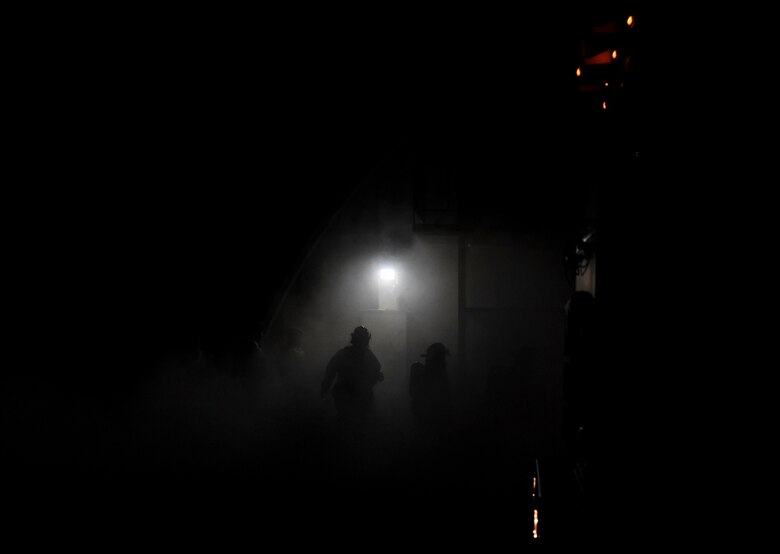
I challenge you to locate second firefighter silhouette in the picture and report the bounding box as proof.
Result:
[321,326,385,430]
[409,342,452,435]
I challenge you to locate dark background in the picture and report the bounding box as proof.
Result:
[6,6,655,547]
[24,7,642,375]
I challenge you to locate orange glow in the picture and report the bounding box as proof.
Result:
[532,477,537,496]
[627,15,634,26]
[593,22,619,33]
[602,101,607,110]
[576,67,581,77]
[612,50,618,59]
[533,509,539,539]
[604,82,609,87]
[584,51,613,65]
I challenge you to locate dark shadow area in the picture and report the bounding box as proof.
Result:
[6,5,651,549]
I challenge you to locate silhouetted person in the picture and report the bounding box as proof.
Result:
[409,342,452,437]
[563,291,596,459]
[321,326,384,435]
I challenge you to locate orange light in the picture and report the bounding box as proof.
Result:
[612,50,618,59]
[533,509,539,539]
[604,82,609,87]
[576,67,581,77]
[627,15,634,26]
[602,101,607,110]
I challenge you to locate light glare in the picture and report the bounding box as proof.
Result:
[533,509,539,538]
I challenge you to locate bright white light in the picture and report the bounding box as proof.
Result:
[377,266,399,310]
